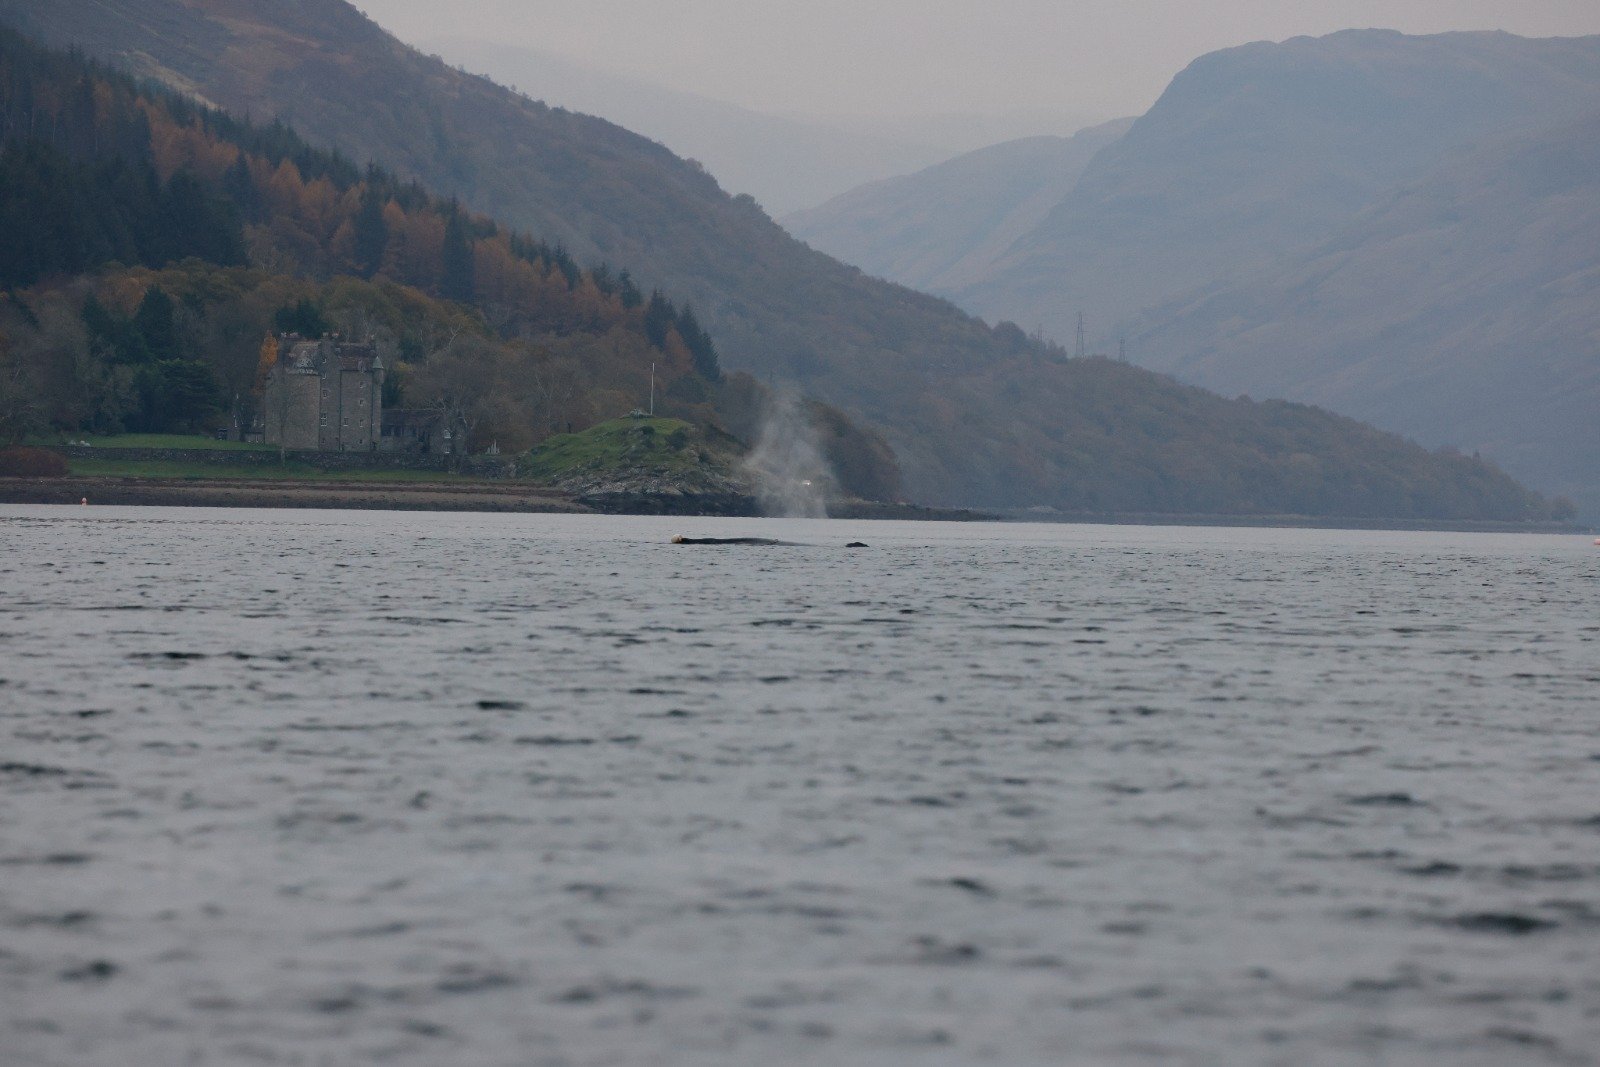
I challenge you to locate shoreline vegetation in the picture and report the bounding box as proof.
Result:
[0,436,1582,531]
[0,430,983,520]
[0,475,990,522]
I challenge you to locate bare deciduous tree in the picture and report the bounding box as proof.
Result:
[409,332,501,463]
[0,347,44,445]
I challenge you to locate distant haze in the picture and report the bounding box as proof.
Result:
[356,0,1600,125]
[413,37,1094,214]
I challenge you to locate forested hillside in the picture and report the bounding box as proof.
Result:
[0,30,703,433]
[0,27,904,499]
[0,4,1575,521]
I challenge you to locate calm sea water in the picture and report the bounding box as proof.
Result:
[1,506,1597,1066]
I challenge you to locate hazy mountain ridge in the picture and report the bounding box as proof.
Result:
[783,119,1134,297]
[788,28,1600,514]
[417,38,962,217]
[1127,109,1600,516]
[959,29,1600,341]
[0,0,1572,521]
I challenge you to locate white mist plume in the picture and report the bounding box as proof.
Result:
[742,392,833,518]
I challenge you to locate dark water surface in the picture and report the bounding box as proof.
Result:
[2,506,1597,1065]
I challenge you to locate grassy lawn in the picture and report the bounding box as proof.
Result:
[45,433,280,452]
[520,417,707,479]
[66,457,469,483]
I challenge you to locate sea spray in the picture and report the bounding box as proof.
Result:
[742,391,833,517]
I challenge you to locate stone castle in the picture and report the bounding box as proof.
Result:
[255,334,468,455]
[259,334,384,452]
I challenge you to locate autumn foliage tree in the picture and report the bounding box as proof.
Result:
[0,26,730,426]
[0,26,931,504]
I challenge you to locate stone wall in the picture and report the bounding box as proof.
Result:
[54,445,515,478]
[264,372,320,451]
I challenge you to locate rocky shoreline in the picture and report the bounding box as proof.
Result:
[0,475,1003,521]
[5,425,1002,521]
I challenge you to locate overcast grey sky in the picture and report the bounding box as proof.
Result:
[354,0,1600,121]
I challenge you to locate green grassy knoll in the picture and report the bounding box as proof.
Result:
[520,418,724,481]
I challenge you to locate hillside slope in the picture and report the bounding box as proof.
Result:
[956,30,1600,344]
[0,0,1571,521]
[0,27,726,454]
[417,38,952,217]
[1128,112,1600,517]
[783,119,1133,296]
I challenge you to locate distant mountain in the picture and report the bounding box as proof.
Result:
[952,30,1600,344]
[417,38,953,217]
[1127,111,1600,518]
[0,0,1571,522]
[784,28,1600,513]
[784,119,1133,296]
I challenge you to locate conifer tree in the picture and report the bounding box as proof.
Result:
[643,290,674,349]
[161,170,246,267]
[352,178,388,278]
[222,155,258,221]
[617,269,643,309]
[82,295,146,365]
[676,305,721,381]
[134,286,179,361]
[550,243,579,288]
[273,298,328,338]
[441,204,476,303]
